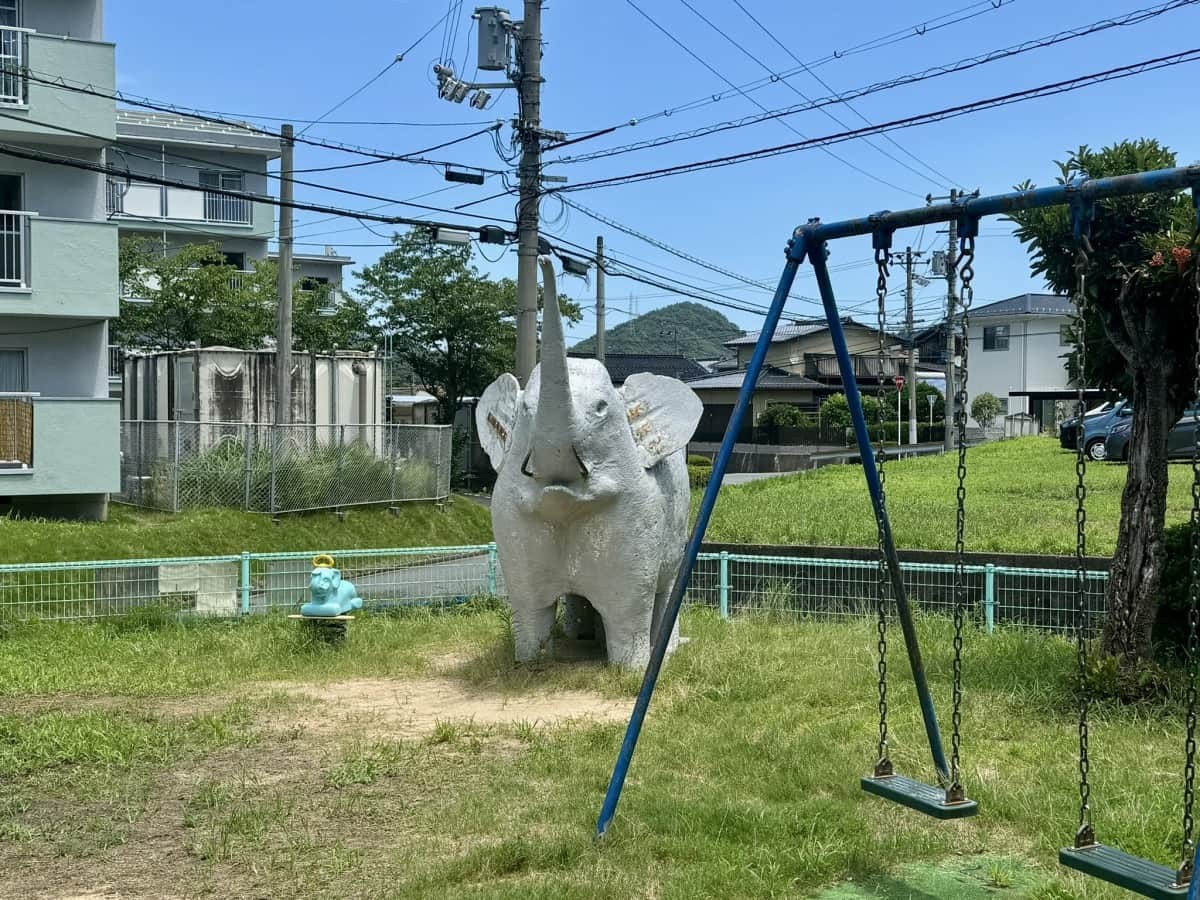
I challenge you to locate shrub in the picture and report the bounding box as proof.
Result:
[971,392,1004,430]
[688,464,711,490]
[758,403,811,429]
[820,393,852,429]
[687,454,712,467]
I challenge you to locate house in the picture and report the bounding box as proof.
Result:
[723,318,906,386]
[684,367,831,442]
[916,293,1099,432]
[567,352,709,386]
[0,0,120,520]
[106,111,356,392]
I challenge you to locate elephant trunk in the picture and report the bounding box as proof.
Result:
[525,258,588,485]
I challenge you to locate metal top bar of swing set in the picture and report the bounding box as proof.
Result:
[595,165,1200,842]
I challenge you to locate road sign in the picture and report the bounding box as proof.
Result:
[894,375,906,390]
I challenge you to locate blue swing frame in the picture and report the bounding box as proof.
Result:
[594,160,1200,896]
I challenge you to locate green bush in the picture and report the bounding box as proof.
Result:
[820,393,852,429]
[687,454,713,467]
[758,403,812,429]
[688,464,711,490]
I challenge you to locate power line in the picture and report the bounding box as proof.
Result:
[607,0,1017,130]
[549,46,1200,194]
[0,109,513,228]
[677,0,950,191]
[724,0,961,189]
[19,66,509,168]
[297,57,400,138]
[0,141,505,233]
[622,0,922,198]
[549,0,1198,167]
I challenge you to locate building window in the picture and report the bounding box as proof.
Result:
[0,348,26,391]
[983,325,1009,351]
[1059,323,1073,346]
[997,397,1009,415]
[199,171,250,224]
[220,251,246,271]
[199,171,244,193]
[0,1,20,28]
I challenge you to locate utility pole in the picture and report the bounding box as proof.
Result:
[904,247,918,446]
[275,123,294,425]
[514,0,542,385]
[595,235,606,364]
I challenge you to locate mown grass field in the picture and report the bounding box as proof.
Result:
[0,499,494,565]
[0,606,1191,898]
[704,436,1191,556]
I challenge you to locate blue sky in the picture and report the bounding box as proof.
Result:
[108,0,1200,347]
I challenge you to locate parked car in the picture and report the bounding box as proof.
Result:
[1105,404,1200,462]
[1060,400,1130,461]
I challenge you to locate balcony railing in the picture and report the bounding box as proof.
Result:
[804,352,900,381]
[0,27,29,105]
[108,345,122,380]
[106,180,253,226]
[0,210,30,287]
[0,392,35,470]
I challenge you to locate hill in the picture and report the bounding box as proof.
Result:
[571,301,742,359]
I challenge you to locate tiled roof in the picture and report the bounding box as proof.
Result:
[970,293,1073,318]
[685,367,826,391]
[724,317,885,347]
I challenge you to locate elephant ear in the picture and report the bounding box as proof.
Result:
[330,569,342,587]
[621,373,703,468]
[476,372,522,469]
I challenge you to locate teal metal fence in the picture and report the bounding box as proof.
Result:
[0,545,1107,633]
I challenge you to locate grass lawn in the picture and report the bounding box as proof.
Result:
[0,607,1189,898]
[704,436,1191,556]
[0,500,494,565]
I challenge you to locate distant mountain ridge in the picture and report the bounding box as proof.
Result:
[570,301,742,359]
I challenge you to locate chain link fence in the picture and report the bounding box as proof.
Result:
[117,421,452,514]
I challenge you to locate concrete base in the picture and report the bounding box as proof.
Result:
[0,492,109,521]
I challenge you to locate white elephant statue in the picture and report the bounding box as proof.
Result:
[476,263,703,669]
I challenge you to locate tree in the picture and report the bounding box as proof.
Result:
[970,392,1003,430]
[116,238,376,353]
[916,382,945,421]
[820,393,851,428]
[356,229,581,424]
[116,238,275,349]
[291,280,377,352]
[1009,141,1199,663]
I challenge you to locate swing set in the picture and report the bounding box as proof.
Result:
[595,164,1200,900]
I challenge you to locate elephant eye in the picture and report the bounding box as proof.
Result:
[593,400,608,416]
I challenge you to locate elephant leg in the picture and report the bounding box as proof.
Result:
[511,602,557,663]
[601,599,655,670]
[561,594,597,640]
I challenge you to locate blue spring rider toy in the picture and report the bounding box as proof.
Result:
[301,554,363,617]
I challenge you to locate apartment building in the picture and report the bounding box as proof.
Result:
[0,0,120,520]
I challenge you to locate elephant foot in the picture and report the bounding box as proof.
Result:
[512,604,557,663]
[604,617,654,671]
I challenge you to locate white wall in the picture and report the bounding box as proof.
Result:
[966,315,1070,425]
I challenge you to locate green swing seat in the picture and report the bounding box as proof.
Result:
[861,773,978,820]
[1059,844,1188,899]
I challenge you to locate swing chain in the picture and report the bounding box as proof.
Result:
[948,234,974,798]
[873,245,892,776]
[1179,260,1200,884]
[1073,237,1095,848]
